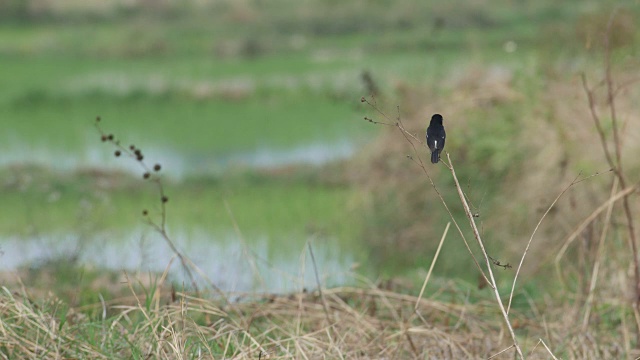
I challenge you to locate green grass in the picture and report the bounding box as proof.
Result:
[4,89,366,153]
[0,167,361,243]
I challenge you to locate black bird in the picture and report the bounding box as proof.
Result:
[426,114,446,164]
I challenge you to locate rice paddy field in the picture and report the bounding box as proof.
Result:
[1,0,640,358]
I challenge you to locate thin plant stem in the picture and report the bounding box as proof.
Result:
[506,173,583,315]
[308,240,332,327]
[446,153,523,359]
[582,178,618,330]
[415,222,450,310]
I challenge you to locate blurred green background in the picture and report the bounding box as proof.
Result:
[1,0,638,296]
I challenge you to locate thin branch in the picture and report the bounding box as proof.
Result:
[225,200,266,291]
[487,344,514,359]
[95,121,198,289]
[604,9,622,172]
[415,222,450,310]
[582,177,618,330]
[613,76,640,97]
[554,183,637,264]
[308,240,332,327]
[540,338,560,360]
[447,153,523,359]
[507,173,583,315]
[580,74,617,172]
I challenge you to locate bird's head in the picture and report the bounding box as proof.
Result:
[430,114,443,125]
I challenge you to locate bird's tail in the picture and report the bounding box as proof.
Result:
[431,150,440,164]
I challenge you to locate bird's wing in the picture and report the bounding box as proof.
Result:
[426,132,434,151]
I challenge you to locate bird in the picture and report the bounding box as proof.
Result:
[426,114,446,164]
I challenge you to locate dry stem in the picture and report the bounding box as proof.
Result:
[415,222,450,310]
[507,173,589,315]
[446,153,524,359]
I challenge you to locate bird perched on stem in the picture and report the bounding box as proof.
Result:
[426,114,446,164]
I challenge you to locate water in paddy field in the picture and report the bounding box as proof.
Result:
[0,228,356,293]
[0,140,357,178]
[0,140,362,292]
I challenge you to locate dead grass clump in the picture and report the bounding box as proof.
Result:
[0,284,527,359]
[2,279,637,359]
